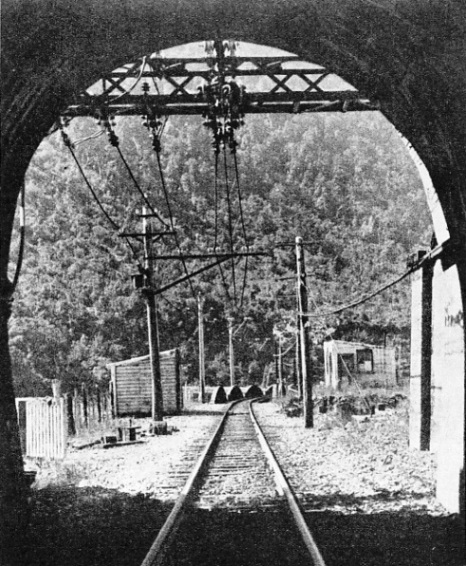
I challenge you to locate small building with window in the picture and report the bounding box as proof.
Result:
[323,339,397,389]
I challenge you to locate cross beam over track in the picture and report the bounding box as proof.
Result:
[62,40,378,118]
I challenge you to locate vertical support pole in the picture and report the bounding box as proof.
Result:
[198,293,206,403]
[227,315,235,387]
[143,207,164,421]
[420,262,433,450]
[66,393,76,436]
[274,339,279,393]
[96,387,102,423]
[296,325,302,398]
[296,236,313,428]
[409,257,433,451]
[278,336,284,395]
[82,384,88,429]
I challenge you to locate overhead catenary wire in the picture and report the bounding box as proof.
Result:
[152,142,197,300]
[72,129,106,147]
[11,181,26,292]
[59,127,141,262]
[213,151,220,251]
[114,143,170,229]
[222,143,237,303]
[273,338,296,359]
[301,242,447,319]
[111,56,148,102]
[213,150,233,305]
[232,150,250,307]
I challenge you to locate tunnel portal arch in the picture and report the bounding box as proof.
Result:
[1,0,465,544]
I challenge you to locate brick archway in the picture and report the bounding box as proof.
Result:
[1,0,465,550]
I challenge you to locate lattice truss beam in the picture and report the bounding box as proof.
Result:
[63,40,379,118]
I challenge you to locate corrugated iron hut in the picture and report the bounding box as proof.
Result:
[323,339,396,389]
[108,349,182,417]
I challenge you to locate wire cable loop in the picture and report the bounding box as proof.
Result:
[59,125,141,262]
[302,265,416,318]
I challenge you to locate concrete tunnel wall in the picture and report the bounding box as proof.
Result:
[1,0,465,518]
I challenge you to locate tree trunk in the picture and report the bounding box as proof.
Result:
[82,385,88,428]
[66,393,76,436]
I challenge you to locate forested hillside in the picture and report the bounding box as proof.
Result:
[9,112,432,395]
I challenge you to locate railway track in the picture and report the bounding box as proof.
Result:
[140,399,327,566]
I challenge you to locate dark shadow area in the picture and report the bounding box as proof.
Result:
[241,385,264,399]
[306,510,465,566]
[298,490,445,508]
[161,505,465,566]
[171,507,311,566]
[8,485,464,566]
[17,486,173,566]
[224,386,243,402]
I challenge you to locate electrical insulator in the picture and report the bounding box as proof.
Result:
[152,135,161,153]
[131,273,144,289]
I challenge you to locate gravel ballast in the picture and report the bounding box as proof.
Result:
[34,411,224,500]
[23,399,464,566]
[253,399,445,515]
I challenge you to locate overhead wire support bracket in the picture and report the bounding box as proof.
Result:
[144,251,269,261]
[119,231,176,238]
[144,254,252,297]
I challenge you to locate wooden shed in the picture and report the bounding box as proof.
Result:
[108,350,182,417]
[324,339,396,389]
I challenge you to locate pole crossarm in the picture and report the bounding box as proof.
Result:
[61,43,378,119]
[144,251,269,260]
[146,254,247,296]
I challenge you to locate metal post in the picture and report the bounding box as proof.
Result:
[198,293,206,403]
[296,236,313,428]
[227,316,235,387]
[143,207,164,421]
[274,339,279,390]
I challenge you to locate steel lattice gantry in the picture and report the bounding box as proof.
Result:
[62,40,379,119]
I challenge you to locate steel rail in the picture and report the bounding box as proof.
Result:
[249,399,327,566]
[140,398,327,566]
[140,400,243,566]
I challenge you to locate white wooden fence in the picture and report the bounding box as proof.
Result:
[16,397,67,460]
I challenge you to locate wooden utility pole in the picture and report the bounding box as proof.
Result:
[296,236,313,428]
[295,325,302,398]
[227,315,235,387]
[198,293,206,403]
[278,336,284,396]
[143,208,164,421]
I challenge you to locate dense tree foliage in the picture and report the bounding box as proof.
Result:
[9,112,432,395]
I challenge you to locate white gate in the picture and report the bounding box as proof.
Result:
[16,397,67,459]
